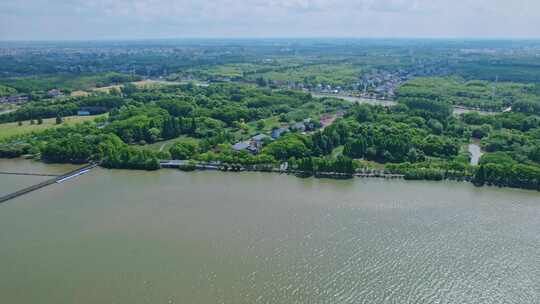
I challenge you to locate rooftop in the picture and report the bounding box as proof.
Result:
[252,134,270,142]
[232,142,250,151]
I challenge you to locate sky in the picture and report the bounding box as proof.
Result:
[1,0,539,41]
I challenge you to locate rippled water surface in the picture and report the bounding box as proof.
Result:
[0,162,539,304]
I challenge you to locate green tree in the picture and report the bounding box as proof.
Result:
[121,83,138,96]
[256,120,266,130]
[169,141,199,160]
[263,135,310,161]
[343,138,367,159]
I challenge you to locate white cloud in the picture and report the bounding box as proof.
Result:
[0,0,539,40]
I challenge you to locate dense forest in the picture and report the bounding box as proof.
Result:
[1,78,539,191]
[0,83,348,170]
[1,39,540,191]
[397,77,540,112]
[0,73,141,94]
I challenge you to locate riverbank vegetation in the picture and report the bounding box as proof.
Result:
[1,40,540,190]
[0,79,538,190]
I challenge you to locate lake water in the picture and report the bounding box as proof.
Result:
[0,159,77,196]
[1,160,539,304]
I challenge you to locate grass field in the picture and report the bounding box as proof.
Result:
[91,79,184,94]
[70,90,90,97]
[92,84,123,94]
[135,136,200,153]
[0,114,106,140]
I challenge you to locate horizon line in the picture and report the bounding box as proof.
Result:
[2,36,540,43]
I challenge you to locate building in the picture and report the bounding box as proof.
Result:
[251,134,270,144]
[47,89,63,98]
[271,127,289,139]
[232,134,272,155]
[291,122,306,132]
[250,134,271,151]
[232,141,251,152]
[77,110,91,116]
[1,95,29,104]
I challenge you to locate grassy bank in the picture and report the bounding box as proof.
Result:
[0,114,106,140]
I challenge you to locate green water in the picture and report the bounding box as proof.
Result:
[0,160,539,303]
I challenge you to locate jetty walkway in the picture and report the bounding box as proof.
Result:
[0,163,98,204]
[0,172,60,177]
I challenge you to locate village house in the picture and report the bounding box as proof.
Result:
[232,134,272,155]
[271,127,289,139]
[232,141,251,152]
[290,118,317,133]
[251,133,270,145]
[250,134,271,152]
[47,89,64,98]
[291,122,306,132]
[0,95,29,104]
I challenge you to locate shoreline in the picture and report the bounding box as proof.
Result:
[157,160,540,191]
[1,157,538,193]
[159,164,540,192]
[143,163,538,192]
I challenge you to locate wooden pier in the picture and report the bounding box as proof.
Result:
[0,163,98,204]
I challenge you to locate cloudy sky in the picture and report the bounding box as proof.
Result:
[1,0,539,40]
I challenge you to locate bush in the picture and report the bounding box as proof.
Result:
[404,169,445,181]
[0,145,30,158]
[169,140,199,160]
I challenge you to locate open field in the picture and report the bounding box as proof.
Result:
[91,79,186,93]
[0,114,106,140]
[133,79,189,88]
[134,136,200,152]
[91,84,123,94]
[70,90,90,97]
